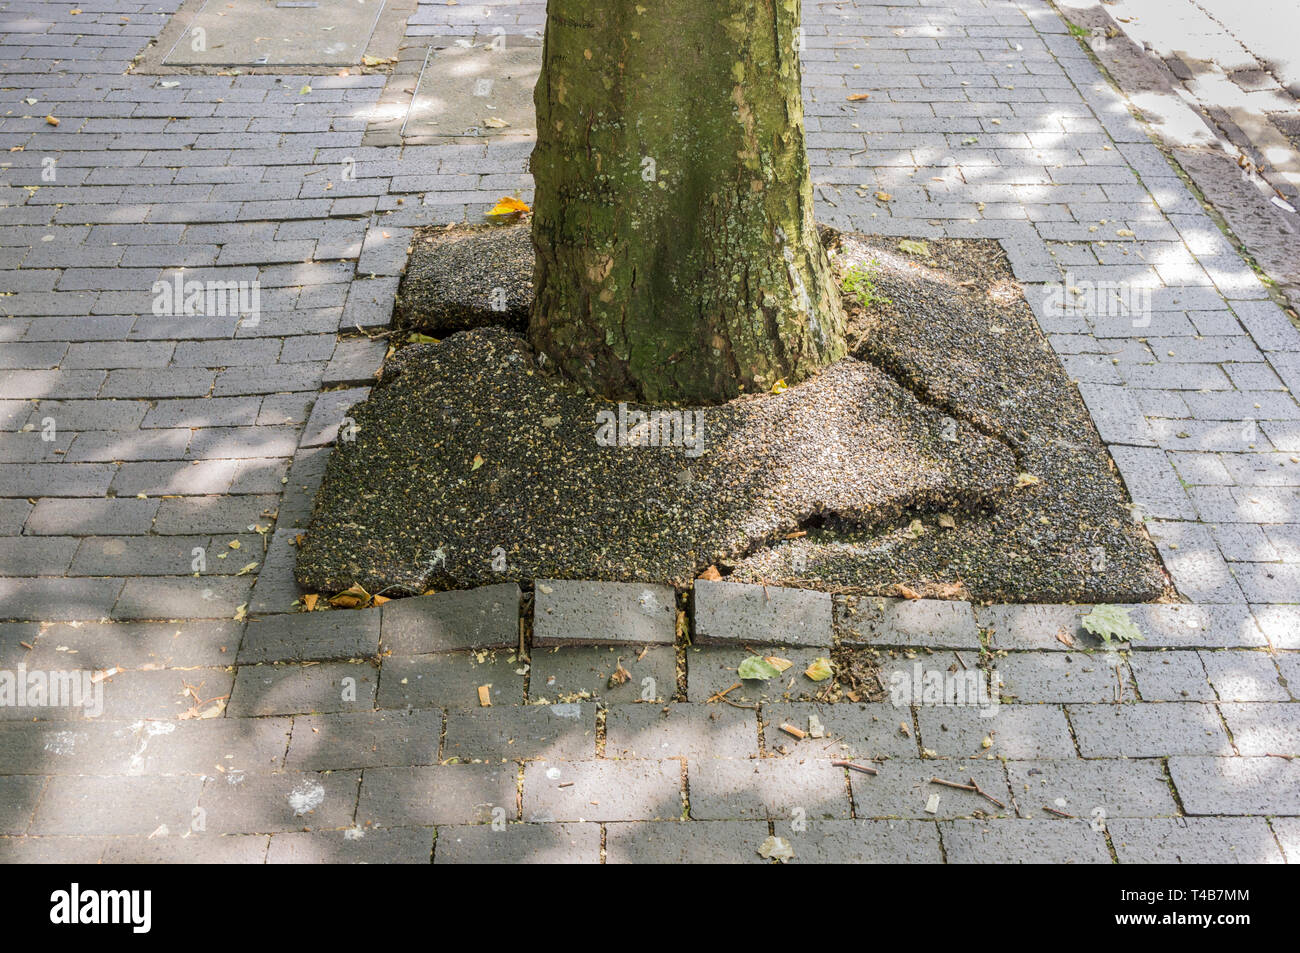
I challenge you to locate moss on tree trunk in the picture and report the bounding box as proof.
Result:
[529,0,846,403]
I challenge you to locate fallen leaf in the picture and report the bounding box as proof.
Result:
[738,656,782,681]
[1015,473,1041,488]
[804,657,833,682]
[895,584,922,600]
[486,196,531,217]
[937,513,957,529]
[764,656,793,674]
[846,93,871,101]
[471,453,484,470]
[45,115,59,126]
[329,584,371,609]
[483,117,510,128]
[477,684,493,707]
[302,593,319,612]
[698,565,722,581]
[770,379,788,394]
[898,239,929,256]
[758,835,794,863]
[875,191,892,202]
[1081,604,1144,645]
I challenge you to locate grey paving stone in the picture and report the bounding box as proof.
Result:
[120,717,291,776]
[850,758,1012,819]
[435,822,599,864]
[238,608,381,663]
[1128,650,1214,700]
[693,580,832,647]
[996,651,1127,703]
[0,577,124,622]
[1201,650,1289,701]
[358,764,518,826]
[267,827,433,864]
[689,758,850,821]
[443,703,597,763]
[0,836,110,864]
[228,661,377,716]
[605,820,769,864]
[1068,702,1232,757]
[917,705,1076,759]
[1007,758,1178,819]
[1273,817,1300,863]
[1129,604,1268,648]
[95,667,237,722]
[198,770,360,834]
[1253,605,1300,649]
[1169,756,1300,814]
[605,702,758,760]
[286,710,443,770]
[380,584,520,654]
[686,645,831,704]
[533,580,677,647]
[939,818,1112,863]
[378,650,526,710]
[0,776,43,835]
[1107,816,1284,864]
[31,776,203,836]
[763,702,919,760]
[112,576,253,620]
[772,818,944,863]
[834,596,980,648]
[1218,702,1300,756]
[103,834,270,864]
[28,620,241,670]
[524,759,682,823]
[976,604,1094,650]
[530,645,674,705]
[301,385,369,448]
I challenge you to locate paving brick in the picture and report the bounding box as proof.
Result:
[301,385,369,447]
[0,836,109,864]
[1067,703,1233,757]
[1200,650,1288,701]
[1107,816,1284,863]
[359,764,517,826]
[996,651,1127,703]
[443,703,597,763]
[834,595,980,648]
[0,576,125,621]
[112,575,252,620]
[380,584,520,654]
[31,776,203,836]
[693,580,832,647]
[917,704,1075,759]
[1007,758,1177,819]
[530,645,674,705]
[1218,702,1300,755]
[435,822,599,864]
[228,661,377,716]
[1128,650,1214,700]
[238,608,381,663]
[763,702,918,760]
[524,759,682,822]
[23,498,159,537]
[686,645,831,704]
[267,827,432,864]
[773,818,944,863]
[1253,605,1300,649]
[939,818,1112,863]
[1273,817,1300,863]
[605,819,768,864]
[850,758,1012,819]
[285,710,442,770]
[378,650,526,710]
[1168,755,1300,814]
[533,580,677,646]
[102,834,270,864]
[28,620,241,669]
[605,702,758,760]
[0,776,43,835]
[689,758,850,821]
[198,770,360,833]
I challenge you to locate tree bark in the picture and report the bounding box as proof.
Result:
[529,0,846,404]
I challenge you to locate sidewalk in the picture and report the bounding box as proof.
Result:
[0,0,1296,863]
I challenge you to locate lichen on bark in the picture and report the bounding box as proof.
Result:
[529,0,847,403]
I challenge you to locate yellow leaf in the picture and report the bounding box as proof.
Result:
[483,117,510,128]
[485,196,530,217]
[1015,473,1041,488]
[235,561,259,576]
[804,657,833,682]
[228,539,240,549]
[471,453,484,470]
[45,115,59,126]
[846,93,871,101]
[875,191,892,202]
[765,656,793,673]
[329,583,371,609]
[302,593,319,612]
[770,379,788,394]
[408,333,439,344]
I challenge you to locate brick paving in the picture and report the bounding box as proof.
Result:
[0,0,1297,864]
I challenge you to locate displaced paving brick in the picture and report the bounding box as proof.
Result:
[228,661,377,716]
[850,759,1012,819]
[377,650,525,709]
[605,702,758,760]
[31,776,203,836]
[689,758,851,821]
[380,584,520,654]
[286,710,443,770]
[1200,650,1289,701]
[686,645,831,704]
[940,818,1111,863]
[1067,703,1232,757]
[443,703,597,762]
[434,822,599,864]
[198,770,360,833]
[996,651,1127,703]
[524,760,682,823]
[693,580,831,647]
[605,820,768,863]
[358,765,517,826]
[763,702,918,760]
[238,608,381,663]
[1128,650,1214,700]
[301,386,369,447]
[102,834,270,864]
[917,705,1076,759]
[835,595,980,648]
[772,818,943,864]
[1218,702,1300,755]
[1169,756,1300,814]
[533,580,676,646]
[268,827,433,864]
[1006,759,1178,818]
[1107,817,1284,864]
[529,645,674,705]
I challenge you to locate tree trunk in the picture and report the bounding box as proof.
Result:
[529,0,846,404]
